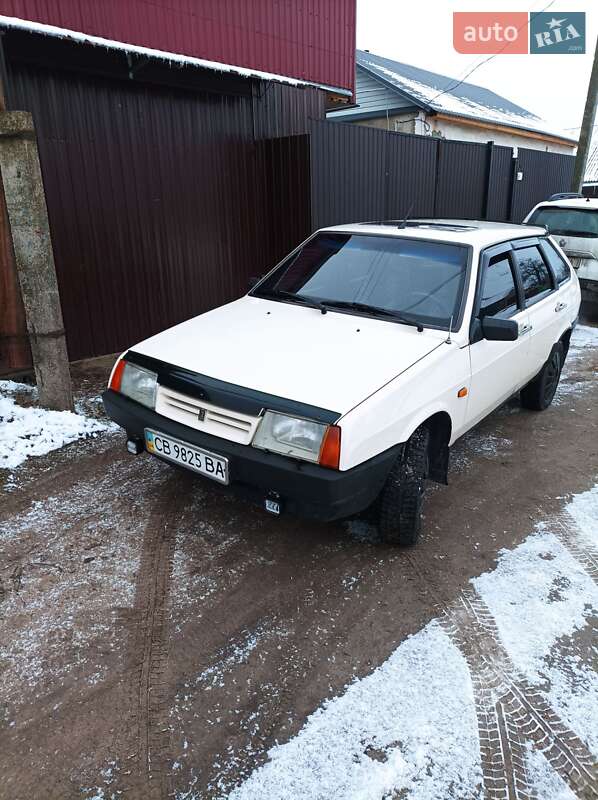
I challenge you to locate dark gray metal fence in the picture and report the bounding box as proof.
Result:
[307,119,575,230]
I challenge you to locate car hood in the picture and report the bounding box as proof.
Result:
[130,297,444,416]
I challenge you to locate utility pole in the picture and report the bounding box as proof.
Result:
[571,34,598,193]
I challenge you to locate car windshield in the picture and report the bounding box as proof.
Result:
[528,206,598,238]
[253,233,470,329]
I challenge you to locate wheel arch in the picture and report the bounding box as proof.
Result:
[403,410,452,485]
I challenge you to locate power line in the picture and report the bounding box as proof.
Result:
[425,0,556,107]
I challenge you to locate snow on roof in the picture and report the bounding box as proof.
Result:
[355,50,575,143]
[0,14,351,97]
[585,130,598,184]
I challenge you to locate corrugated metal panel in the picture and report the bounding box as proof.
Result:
[0,0,356,94]
[310,119,386,229]
[386,131,437,218]
[7,60,323,360]
[486,145,513,222]
[0,176,31,372]
[434,139,488,219]
[510,148,575,222]
[328,66,412,120]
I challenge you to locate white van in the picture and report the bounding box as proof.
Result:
[103,220,580,545]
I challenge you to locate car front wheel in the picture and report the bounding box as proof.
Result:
[520,343,563,411]
[376,425,430,546]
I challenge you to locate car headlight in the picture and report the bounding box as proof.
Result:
[110,360,157,409]
[252,411,329,463]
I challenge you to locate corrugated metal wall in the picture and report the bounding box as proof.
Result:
[486,145,514,222]
[4,58,324,364]
[510,148,575,222]
[434,140,489,219]
[0,0,356,94]
[309,119,575,229]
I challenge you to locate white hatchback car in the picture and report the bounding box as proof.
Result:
[524,197,598,302]
[103,220,580,545]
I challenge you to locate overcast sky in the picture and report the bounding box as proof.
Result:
[356,0,597,138]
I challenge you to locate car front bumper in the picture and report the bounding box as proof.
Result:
[102,390,399,522]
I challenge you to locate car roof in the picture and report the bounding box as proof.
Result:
[532,198,598,210]
[319,219,547,247]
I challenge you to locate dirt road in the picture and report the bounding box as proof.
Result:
[1,317,597,799]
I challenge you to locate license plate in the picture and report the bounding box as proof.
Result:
[144,429,229,484]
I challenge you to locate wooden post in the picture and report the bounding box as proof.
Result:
[0,111,73,410]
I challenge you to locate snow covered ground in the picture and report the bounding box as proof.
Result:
[0,382,116,470]
[227,486,598,800]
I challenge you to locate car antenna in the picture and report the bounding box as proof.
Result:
[446,315,453,344]
[397,202,414,229]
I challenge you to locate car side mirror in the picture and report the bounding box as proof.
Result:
[481,316,519,342]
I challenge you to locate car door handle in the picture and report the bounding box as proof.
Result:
[519,323,533,335]
[555,302,567,312]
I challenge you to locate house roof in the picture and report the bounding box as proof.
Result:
[585,131,598,184]
[330,49,576,143]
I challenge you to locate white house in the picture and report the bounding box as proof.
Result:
[328,50,576,155]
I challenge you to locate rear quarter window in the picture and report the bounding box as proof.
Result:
[541,239,571,284]
[515,245,554,305]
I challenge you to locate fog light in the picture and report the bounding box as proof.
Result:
[127,438,144,455]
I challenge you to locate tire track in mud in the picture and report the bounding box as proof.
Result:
[114,474,192,799]
[442,590,598,799]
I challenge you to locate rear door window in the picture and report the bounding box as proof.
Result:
[541,239,571,284]
[514,245,554,305]
[479,254,519,318]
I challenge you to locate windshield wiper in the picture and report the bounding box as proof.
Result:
[319,299,424,331]
[257,289,328,314]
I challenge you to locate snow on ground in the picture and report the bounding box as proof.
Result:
[230,622,481,800]
[227,485,598,800]
[555,324,598,403]
[0,394,116,470]
[0,455,168,712]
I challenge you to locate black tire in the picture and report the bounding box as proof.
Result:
[520,343,563,411]
[376,425,430,546]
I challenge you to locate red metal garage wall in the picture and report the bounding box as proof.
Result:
[0,0,356,95]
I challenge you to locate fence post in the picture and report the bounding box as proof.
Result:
[483,141,494,220]
[432,137,441,217]
[0,111,73,410]
[506,147,519,223]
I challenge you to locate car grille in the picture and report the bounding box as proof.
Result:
[155,386,260,445]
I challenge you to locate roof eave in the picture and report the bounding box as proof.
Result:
[356,61,433,113]
[432,111,577,146]
[0,14,353,97]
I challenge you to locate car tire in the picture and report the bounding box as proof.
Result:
[376,425,430,546]
[520,343,563,411]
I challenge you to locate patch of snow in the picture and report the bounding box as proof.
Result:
[227,484,598,799]
[0,456,167,710]
[566,484,598,551]
[524,747,577,800]
[0,15,350,96]
[0,394,116,470]
[473,532,597,682]
[0,379,36,394]
[227,623,482,800]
